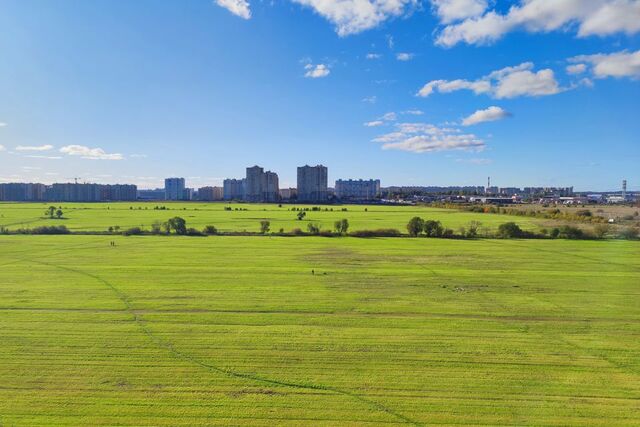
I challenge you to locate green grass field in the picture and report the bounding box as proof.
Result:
[0,202,547,234]
[1,235,639,425]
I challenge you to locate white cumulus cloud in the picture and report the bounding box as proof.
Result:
[570,49,640,79]
[15,144,54,151]
[304,63,331,78]
[215,0,251,19]
[462,106,511,126]
[417,62,562,99]
[430,0,488,24]
[292,0,418,36]
[59,145,123,160]
[435,0,640,47]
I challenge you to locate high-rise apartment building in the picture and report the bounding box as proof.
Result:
[244,166,279,202]
[164,177,186,201]
[198,186,223,201]
[0,183,46,201]
[223,179,246,200]
[297,165,328,202]
[335,179,380,200]
[245,166,264,202]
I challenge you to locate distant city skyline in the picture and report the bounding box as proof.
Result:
[0,1,638,192]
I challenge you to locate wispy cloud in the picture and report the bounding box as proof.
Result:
[364,120,385,127]
[26,155,62,159]
[59,145,123,160]
[362,95,377,103]
[15,144,54,152]
[366,53,382,59]
[462,106,511,126]
[130,153,148,158]
[396,52,414,61]
[373,122,485,153]
[0,144,5,151]
[0,122,7,127]
[214,0,251,19]
[566,63,587,75]
[456,157,492,165]
[304,63,331,78]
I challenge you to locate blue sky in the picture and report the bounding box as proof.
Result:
[0,0,638,191]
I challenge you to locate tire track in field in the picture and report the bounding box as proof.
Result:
[25,258,421,426]
[464,239,640,377]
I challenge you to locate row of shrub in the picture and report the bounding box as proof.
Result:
[4,217,637,240]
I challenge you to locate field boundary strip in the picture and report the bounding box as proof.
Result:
[22,257,422,426]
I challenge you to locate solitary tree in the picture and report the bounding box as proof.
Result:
[497,222,523,238]
[260,220,270,234]
[466,220,482,238]
[45,206,56,219]
[423,220,444,237]
[307,223,320,235]
[55,209,63,219]
[334,218,349,235]
[297,211,306,220]
[406,217,424,237]
[165,217,187,235]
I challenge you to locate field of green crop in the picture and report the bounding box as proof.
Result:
[0,201,547,233]
[1,235,639,425]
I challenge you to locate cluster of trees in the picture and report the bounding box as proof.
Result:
[406,217,455,238]
[45,206,63,219]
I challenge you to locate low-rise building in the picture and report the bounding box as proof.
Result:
[335,179,380,200]
[279,187,297,200]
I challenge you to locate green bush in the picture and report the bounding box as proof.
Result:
[30,225,70,235]
[349,229,401,238]
[186,228,205,236]
[557,225,585,239]
[497,222,524,238]
[122,227,143,236]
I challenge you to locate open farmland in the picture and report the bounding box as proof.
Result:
[1,235,639,425]
[0,202,549,234]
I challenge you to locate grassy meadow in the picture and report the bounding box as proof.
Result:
[1,234,639,425]
[0,201,548,234]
